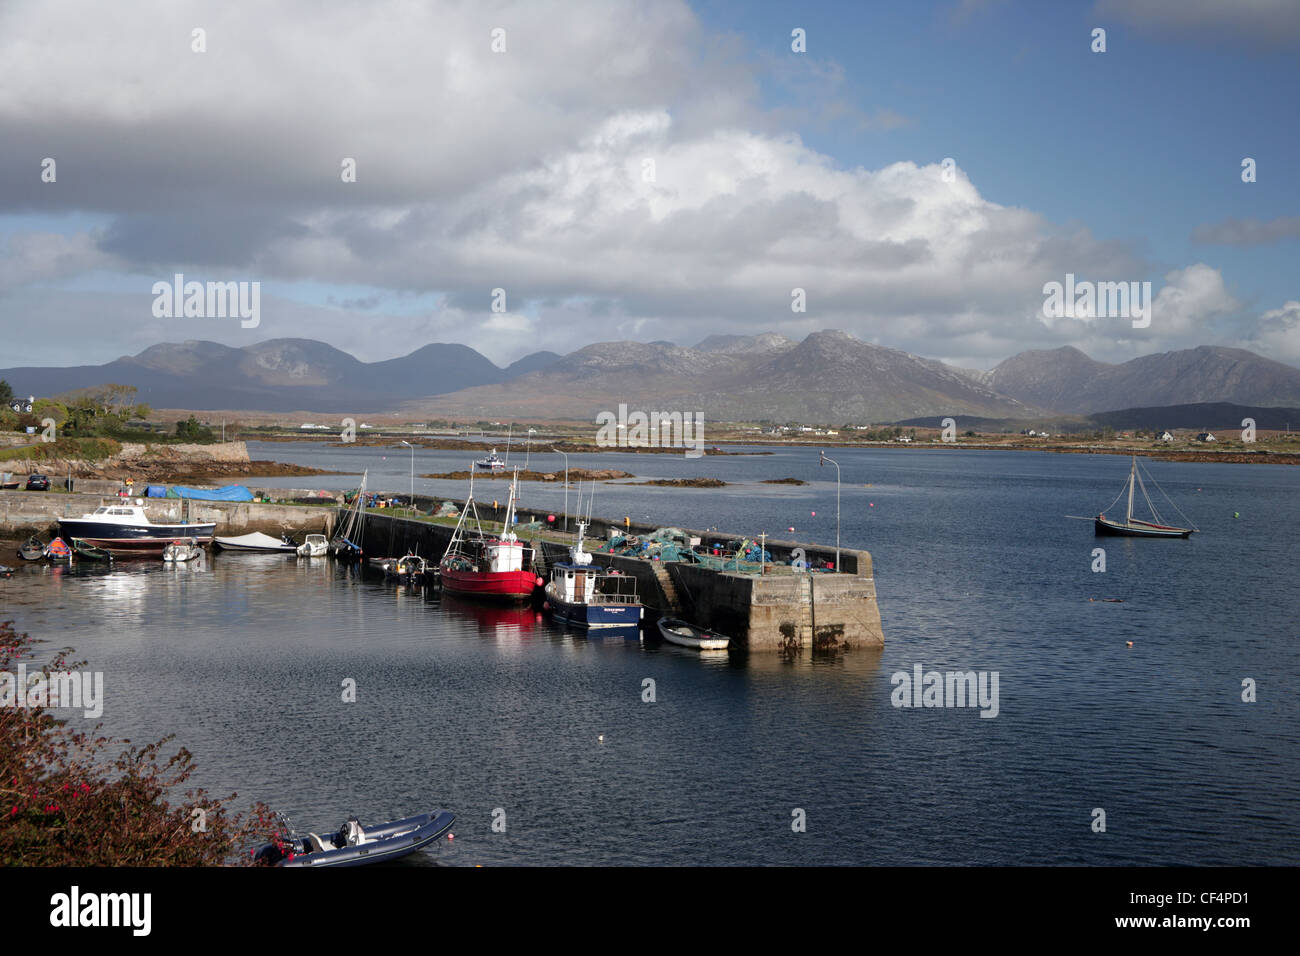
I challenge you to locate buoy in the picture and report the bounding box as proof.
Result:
[1126,641,1134,647]
[598,735,604,743]
[811,511,816,517]
[869,502,874,507]
[447,832,454,841]
[547,514,555,523]
[788,526,795,532]
[1233,512,1239,519]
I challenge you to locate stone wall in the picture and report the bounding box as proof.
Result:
[0,490,335,537]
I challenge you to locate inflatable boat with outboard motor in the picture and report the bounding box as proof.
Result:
[253,809,456,867]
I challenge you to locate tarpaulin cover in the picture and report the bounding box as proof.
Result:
[146,485,168,498]
[164,484,254,501]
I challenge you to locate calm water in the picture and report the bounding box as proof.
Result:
[3,443,1297,865]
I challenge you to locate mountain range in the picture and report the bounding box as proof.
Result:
[4,333,1299,423]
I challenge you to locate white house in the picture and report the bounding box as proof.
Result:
[1159,431,1174,442]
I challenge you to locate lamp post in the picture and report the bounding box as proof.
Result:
[399,440,414,515]
[552,447,569,532]
[819,450,840,571]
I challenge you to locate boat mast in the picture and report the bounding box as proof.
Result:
[1126,457,1136,525]
[502,467,518,539]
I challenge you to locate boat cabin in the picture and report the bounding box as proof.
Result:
[549,563,639,606]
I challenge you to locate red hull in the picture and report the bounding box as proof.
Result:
[439,567,539,602]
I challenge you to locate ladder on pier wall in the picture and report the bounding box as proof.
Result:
[652,564,684,615]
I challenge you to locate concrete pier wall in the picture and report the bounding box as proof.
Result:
[359,509,884,651]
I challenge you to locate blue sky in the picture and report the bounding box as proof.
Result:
[0,0,1296,369]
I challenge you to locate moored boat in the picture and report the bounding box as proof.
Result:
[17,535,46,561]
[213,531,299,553]
[297,533,329,557]
[439,469,540,603]
[253,809,456,868]
[331,472,368,561]
[58,504,215,556]
[70,537,113,563]
[1094,457,1196,539]
[543,521,642,630]
[657,617,730,650]
[473,449,506,471]
[44,537,72,563]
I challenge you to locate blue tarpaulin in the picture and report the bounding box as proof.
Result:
[164,484,254,501]
[146,485,168,498]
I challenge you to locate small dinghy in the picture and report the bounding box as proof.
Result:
[391,552,429,584]
[297,533,328,557]
[657,617,730,650]
[162,538,203,562]
[253,809,456,868]
[44,537,72,563]
[17,535,46,561]
[214,531,299,552]
[0,564,13,577]
[71,537,113,563]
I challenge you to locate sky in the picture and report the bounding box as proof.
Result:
[0,0,1297,371]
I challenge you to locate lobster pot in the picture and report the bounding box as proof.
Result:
[488,541,525,572]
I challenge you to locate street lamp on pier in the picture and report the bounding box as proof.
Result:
[819,450,840,571]
[399,440,414,515]
[552,447,569,531]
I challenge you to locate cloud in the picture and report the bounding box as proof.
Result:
[1093,0,1300,50]
[0,0,1289,374]
[1192,216,1300,246]
[1241,300,1300,364]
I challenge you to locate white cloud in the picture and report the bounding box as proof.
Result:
[0,0,1290,374]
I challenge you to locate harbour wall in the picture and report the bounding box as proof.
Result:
[358,509,884,652]
[0,490,337,537]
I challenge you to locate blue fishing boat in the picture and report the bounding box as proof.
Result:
[543,521,643,630]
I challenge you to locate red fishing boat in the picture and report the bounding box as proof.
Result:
[439,468,542,603]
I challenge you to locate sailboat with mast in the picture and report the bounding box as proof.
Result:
[438,467,541,602]
[331,470,368,559]
[1094,457,1197,538]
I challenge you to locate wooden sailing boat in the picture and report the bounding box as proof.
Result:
[1094,457,1196,538]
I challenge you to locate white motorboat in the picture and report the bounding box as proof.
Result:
[213,531,299,553]
[58,503,215,556]
[297,534,329,557]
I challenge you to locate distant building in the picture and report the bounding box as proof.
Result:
[8,395,34,414]
[1196,432,1216,442]
[1159,431,1174,442]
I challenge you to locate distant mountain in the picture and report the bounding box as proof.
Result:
[6,334,1299,422]
[988,346,1300,414]
[400,330,1037,422]
[0,339,531,412]
[896,401,1300,434]
[503,351,562,377]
